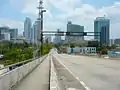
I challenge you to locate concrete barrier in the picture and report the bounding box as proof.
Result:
[0,56,47,90]
[50,55,60,90]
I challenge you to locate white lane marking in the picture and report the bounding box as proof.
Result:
[53,55,91,90]
[80,81,91,90]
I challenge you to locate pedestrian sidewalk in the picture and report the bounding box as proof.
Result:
[12,57,50,90]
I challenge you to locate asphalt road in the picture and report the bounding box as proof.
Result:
[52,56,86,90]
[54,54,120,90]
[12,56,50,90]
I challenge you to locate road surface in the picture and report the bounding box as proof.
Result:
[53,54,120,90]
[12,56,50,90]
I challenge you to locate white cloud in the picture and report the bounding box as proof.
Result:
[99,2,120,23]
[8,0,120,38]
[48,0,82,12]
[48,1,120,38]
[21,0,38,15]
[54,3,105,32]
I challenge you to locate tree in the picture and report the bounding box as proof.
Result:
[111,44,116,49]
[87,41,99,47]
[101,48,108,54]
[38,43,53,56]
[70,43,75,48]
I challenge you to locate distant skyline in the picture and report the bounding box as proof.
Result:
[0,0,120,38]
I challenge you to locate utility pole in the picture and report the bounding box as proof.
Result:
[37,0,46,56]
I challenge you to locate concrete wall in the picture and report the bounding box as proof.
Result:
[0,57,44,90]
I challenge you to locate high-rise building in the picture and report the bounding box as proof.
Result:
[0,27,8,41]
[32,20,41,44]
[114,39,120,45]
[0,27,18,40]
[0,34,4,40]
[23,31,25,37]
[94,16,110,45]
[0,33,10,41]
[0,27,9,34]
[33,23,37,44]
[24,17,32,43]
[54,29,62,43]
[45,36,51,43]
[30,28,34,43]
[110,39,114,46]
[66,21,84,42]
[9,29,18,39]
[4,33,10,41]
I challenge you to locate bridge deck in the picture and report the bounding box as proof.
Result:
[12,57,50,90]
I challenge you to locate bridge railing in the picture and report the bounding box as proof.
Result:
[0,55,47,90]
[0,57,40,75]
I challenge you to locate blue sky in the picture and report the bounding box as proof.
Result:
[0,0,119,21]
[0,0,120,38]
[83,0,120,7]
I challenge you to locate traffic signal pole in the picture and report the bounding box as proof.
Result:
[38,0,46,56]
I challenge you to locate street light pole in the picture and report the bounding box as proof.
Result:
[38,0,46,56]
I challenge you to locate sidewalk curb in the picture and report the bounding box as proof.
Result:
[50,55,60,90]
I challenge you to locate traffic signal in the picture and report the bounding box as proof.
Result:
[84,32,87,36]
[66,32,70,36]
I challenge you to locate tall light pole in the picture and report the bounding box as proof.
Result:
[37,0,46,55]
